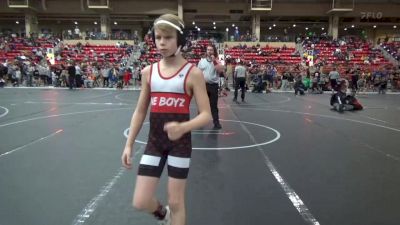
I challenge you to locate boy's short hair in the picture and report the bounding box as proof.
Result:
[153,14,186,48]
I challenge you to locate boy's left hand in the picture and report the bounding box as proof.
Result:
[164,122,185,141]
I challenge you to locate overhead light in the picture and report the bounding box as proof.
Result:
[373,25,377,28]
[197,27,200,31]
[94,21,97,25]
[321,27,325,30]
[213,26,216,29]
[114,21,117,25]
[351,24,355,28]
[213,21,216,25]
[226,28,229,32]
[293,24,296,27]
[192,21,195,25]
[15,21,19,24]
[235,26,238,29]
[394,25,397,29]
[305,27,309,30]
[344,28,348,31]
[74,21,78,25]
[269,27,272,30]
[273,24,276,27]
[232,24,235,27]
[195,26,198,29]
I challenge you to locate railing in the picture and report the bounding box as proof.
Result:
[377,45,400,66]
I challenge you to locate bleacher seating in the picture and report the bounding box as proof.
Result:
[0,37,55,62]
[224,47,301,64]
[0,36,130,65]
[140,39,211,65]
[303,40,394,78]
[381,41,400,62]
[59,44,127,64]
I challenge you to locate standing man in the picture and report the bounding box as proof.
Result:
[233,60,247,102]
[198,44,224,129]
[329,67,340,93]
[75,62,82,88]
[67,62,76,90]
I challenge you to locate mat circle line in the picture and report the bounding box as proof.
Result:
[123,119,281,150]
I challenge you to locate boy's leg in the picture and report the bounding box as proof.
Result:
[168,177,187,225]
[133,175,160,213]
[134,148,169,221]
[166,141,191,225]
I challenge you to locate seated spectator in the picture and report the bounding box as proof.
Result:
[294,76,306,95]
[83,74,94,88]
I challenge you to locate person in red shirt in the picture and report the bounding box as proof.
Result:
[123,68,132,88]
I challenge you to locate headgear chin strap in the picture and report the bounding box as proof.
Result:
[164,46,182,58]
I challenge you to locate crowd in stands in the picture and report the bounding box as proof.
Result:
[297,35,400,93]
[139,33,214,65]
[302,35,391,67]
[0,34,142,89]
[1,32,399,93]
[62,28,141,43]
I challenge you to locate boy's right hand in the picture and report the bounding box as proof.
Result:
[121,147,133,169]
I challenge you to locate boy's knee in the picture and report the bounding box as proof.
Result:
[168,198,184,212]
[132,198,148,211]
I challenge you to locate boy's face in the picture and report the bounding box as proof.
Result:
[154,28,178,57]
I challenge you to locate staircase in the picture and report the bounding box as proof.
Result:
[296,42,306,64]
[377,44,400,66]
[126,44,142,68]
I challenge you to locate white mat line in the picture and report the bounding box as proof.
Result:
[71,147,143,225]
[0,129,63,158]
[0,107,131,128]
[238,122,320,225]
[0,106,9,118]
[361,115,388,124]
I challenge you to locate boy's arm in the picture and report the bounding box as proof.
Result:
[122,65,151,169]
[124,66,151,149]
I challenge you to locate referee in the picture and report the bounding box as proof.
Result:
[198,44,224,129]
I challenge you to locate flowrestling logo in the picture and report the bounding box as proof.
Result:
[361,12,383,20]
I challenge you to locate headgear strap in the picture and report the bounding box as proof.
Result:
[154,20,184,34]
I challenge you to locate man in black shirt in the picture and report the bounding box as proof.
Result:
[67,62,76,89]
[54,66,62,87]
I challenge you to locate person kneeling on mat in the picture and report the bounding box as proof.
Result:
[294,76,306,95]
[330,80,363,112]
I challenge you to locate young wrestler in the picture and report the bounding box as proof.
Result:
[121,14,211,225]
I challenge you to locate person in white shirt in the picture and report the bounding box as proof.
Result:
[233,60,247,102]
[198,45,224,129]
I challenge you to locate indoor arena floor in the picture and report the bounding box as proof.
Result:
[0,88,399,225]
